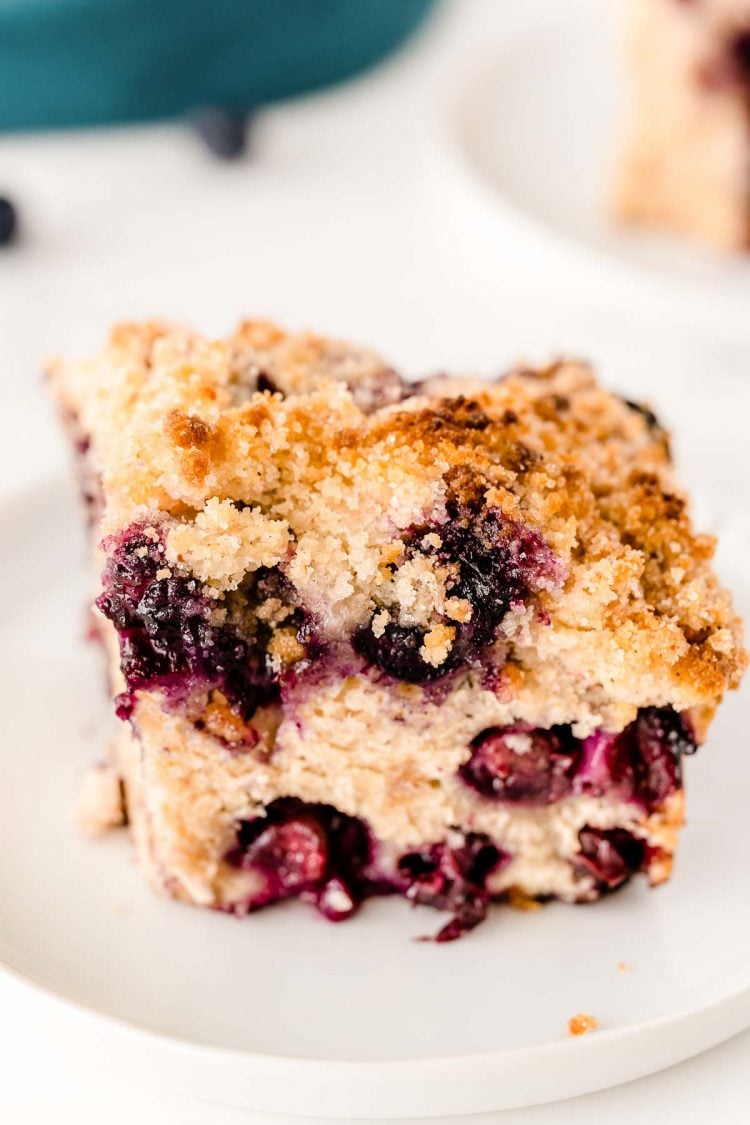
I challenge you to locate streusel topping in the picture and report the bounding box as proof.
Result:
[49,320,745,723]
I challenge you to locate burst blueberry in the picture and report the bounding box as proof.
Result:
[460,726,579,804]
[97,525,288,719]
[461,708,693,812]
[354,497,560,684]
[398,834,508,942]
[575,828,645,890]
[228,798,373,918]
[0,197,18,246]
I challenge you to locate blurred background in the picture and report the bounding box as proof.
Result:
[1,0,749,514]
[2,1,750,1121]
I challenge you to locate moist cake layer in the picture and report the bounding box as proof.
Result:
[50,320,745,939]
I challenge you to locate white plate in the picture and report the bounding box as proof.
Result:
[436,0,750,338]
[1,479,750,1118]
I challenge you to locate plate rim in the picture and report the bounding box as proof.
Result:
[4,952,750,1118]
[4,941,750,1069]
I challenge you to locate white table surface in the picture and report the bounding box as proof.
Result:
[1,0,749,1120]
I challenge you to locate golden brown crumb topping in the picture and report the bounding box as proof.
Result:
[48,320,745,727]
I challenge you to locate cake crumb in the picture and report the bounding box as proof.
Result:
[371,610,390,638]
[419,623,456,666]
[617,961,629,973]
[76,762,126,836]
[444,596,472,623]
[568,1012,598,1037]
[507,887,541,912]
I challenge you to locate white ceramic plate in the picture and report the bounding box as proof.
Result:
[1,478,749,1118]
[437,0,750,338]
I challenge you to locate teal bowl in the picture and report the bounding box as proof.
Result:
[0,0,435,131]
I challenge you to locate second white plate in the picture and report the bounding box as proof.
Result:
[439,0,750,337]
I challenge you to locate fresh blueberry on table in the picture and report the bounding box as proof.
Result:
[0,197,18,245]
[191,107,251,160]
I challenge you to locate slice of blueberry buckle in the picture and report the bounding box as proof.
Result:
[51,319,745,939]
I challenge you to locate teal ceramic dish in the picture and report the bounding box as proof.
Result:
[0,0,435,131]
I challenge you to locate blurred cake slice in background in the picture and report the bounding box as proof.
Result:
[617,0,750,249]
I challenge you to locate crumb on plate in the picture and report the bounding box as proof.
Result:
[568,1012,599,1037]
[507,887,542,912]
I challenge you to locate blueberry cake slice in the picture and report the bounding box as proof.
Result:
[50,320,744,940]
[617,0,750,249]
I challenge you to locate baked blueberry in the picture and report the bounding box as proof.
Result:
[50,320,744,937]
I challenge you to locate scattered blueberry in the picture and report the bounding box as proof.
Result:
[243,816,328,894]
[225,753,681,938]
[0,197,18,246]
[191,107,250,160]
[577,708,692,812]
[575,728,635,798]
[227,799,511,940]
[398,834,508,942]
[228,798,373,918]
[460,726,579,804]
[439,500,560,648]
[354,497,560,684]
[632,707,693,809]
[353,620,451,684]
[97,525,296,719]
[575,828,645,890]
[461,708,693,812]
